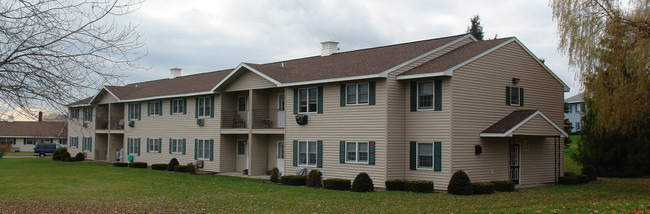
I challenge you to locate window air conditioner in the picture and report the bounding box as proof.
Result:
[197,119,204,126]
[196,160,204,168]
[128,121,135,127]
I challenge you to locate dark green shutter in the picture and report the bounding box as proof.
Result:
[210,96,215,118]
[170,100,173,115]
[434,79,442,111]
[292,140,298,166]
[127,104,131,120]
[317,86,323,114]
[169,138,172,154]
[340,141,345,163]
[506,86,511,105]
[182,139,186,155]
[183,99,187,114]
[519,88,524,106]
[369,82,376,105]
[147,102,151,116]
[409,141,416,170]
[410,82,417,112]
[209,139,214,161]
[146,138,150,152]
[369,141,375,165]
[137,104,141,120]
[158,138,162,153]
[159,101,163,117]
[293,89,298,114]
[194,139,198,160]
[434,142,442,172]
[89,137,92,151]
[340,84,346,107]
[137,138,140,156]
[195,98,199,118]
[317,140,323,168]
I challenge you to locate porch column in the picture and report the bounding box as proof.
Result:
[246,89,253,174]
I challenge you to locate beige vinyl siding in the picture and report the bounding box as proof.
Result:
[96,92,118,104]
[450,42,565,185]
[512,115,563,136]
[123,95,221,172]
[519,136,560,185]
[222,69,276,92]
[219,134,238,172]
[285,80,387,187]
[67,107,95,160]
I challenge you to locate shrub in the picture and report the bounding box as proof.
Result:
[281,175,307,186]
[62,152,71,161]
[52,147,67,160]
[385,179,406,191]
[405,180,434,193]
[564,172,577,177]
[323,178,351,190]
[174,165,189,172]
[151,163,168,170]
[306,169,323,187]
[64,156,74,162]
[74,152,85,161]
[490,180,515,192]
[128,162,148,168]
[0,145,9,158]
[577,174,590,184]
[471,182,495,194]
[269,167,280,183]
[448,170,472,195]
[113,162,128,167]
[186,163,197,174]
[558,176,579,185]
[351,172,374,192]
[167,158,180,171]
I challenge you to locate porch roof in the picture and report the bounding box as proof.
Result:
[480,110,568,138]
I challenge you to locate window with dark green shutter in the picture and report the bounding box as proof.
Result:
[434,142,442,171]
[292,140,298,166]
[409,141,416,170]
[297,87,320,113]
[507,86,524,106]
[317,140,323,168]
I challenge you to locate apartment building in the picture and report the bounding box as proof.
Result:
[67,34,569,189]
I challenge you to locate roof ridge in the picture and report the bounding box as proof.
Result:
[117,69,233,87]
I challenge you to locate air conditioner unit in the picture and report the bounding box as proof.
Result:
[83,152,87,158]
[197,119,204,126]
[83,123,88,128]
[196,160,204,168]
[128,121,135,127]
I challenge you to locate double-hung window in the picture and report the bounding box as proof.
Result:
[197,97,211,118]
[196,139,211,160]
[127,138,139,155]
[510,87,520,106]
[82,137,92,152]
[171,99,185,114]
[128,103,140,121]
[506,86,524,106]
[82,107,92,122]
[170,139,183,154]
[298,88,318,113]
[237,96,247,112]
[149,101,161,116]
[346,83,369,105]
[147,138,160,152]
[418,81,434,109]
[417,143,433,168]
[69,137,78,148]
[298,141,317,166]
[346,141,368,163]
[70,108,79,119]
[237,139,246,156]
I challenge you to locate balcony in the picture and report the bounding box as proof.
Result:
[252,109,284,129]
[96,116,125,130]
[221,111,248,129]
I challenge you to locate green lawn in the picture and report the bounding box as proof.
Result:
[1,151,33,156]
[564,135,582,174]
[1,158,648,213]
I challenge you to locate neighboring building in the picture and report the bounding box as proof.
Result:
[0,114,67,152]
[67,34,569,189]
[564,93,585,132]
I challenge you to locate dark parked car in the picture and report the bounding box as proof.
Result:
[33,143,63,157]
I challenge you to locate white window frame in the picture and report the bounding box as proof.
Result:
[237,96,247,112]
[510,87,521,106]
[128,103,140,121]
[197,97,211,118]
[417,143,433,169]
[417,81,435,110]
[148,138,160,152]
[25,139,34,145]
[70,108,79,119]
[237,139,246,156]
[298,140,317,167]
[127,139,138,155]
[171,99,184,114]
[171,139,183,154]
[83,107,92,122]
[82,137,92,152]
[346,83,369,105]
[298,87,318,113]
[149,101,162,116]
[345,141,369,163]
[197,139,210,160]
[70,137,78,148]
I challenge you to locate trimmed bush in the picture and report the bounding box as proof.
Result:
[174,165,189,172]
[113,162,128,167]
[558,176,579,185]
[490,180,516,192]
[385,179,406,191]
[405,180,434,193]
[564,172,577,177]
[577,174,590,184]
[186,163,197,174]
[269,167,280,183]
[167,158,180,171]
[448,170,473,195]
[128,162,148,168]
[74,152,85,161]
[64,156,74,162]
[281,175,307,186]
[323,178,351,190]
[52,147,68,161]
[471,182,495,194]
[151,163,168,170]
[306,169,323,187]
[351,172,374,192]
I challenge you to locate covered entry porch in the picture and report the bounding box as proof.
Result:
[93,133,124,162]
[219,134,284,176]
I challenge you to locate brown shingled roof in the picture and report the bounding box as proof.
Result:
[0,121,67,138]
[68,97,93,106]
[482,110,538,134]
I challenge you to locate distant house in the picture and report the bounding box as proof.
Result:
[564,93,585,132]
[0,113,67,152]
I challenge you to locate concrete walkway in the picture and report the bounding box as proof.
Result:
[218,172,270,180]
[1,155,38,158]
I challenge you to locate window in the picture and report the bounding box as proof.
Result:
[506,86,524,106]
[128,103,140,121]
[25,139,35,145]
[277,141,284,159]
[127,138,139,155]
[82,137,92,152]
[60,138,67,145]
[418,81,434,109]
[576,104,581,113]
[345,142,368,163]
[196,139,211,160]
[237,139,246,156]
[70,108,79,119]
[417,143,433,168]
[298,141,317,166]
[82,107,92,122]
[237,96,247,112]
[197,97,211,118]
[346,83,369,105]
[171,139,183,154]
[510,87,520,106]
[149,101,161,116]
[171,99,185,114]
[70,137,78,148]
[298,87,318,113]
[0,138,14,145]
[147,138,160,152]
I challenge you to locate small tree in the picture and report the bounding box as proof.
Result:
[447,170,472,195]
[466,14,484,41]
[270,167,280,183]
[351,172,374,192]
[167,158,180,171]
[306,169,323,187]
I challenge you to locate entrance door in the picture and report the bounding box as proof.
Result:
[277,94,285,128]
[276,140,285,175]
[509,144,520,184]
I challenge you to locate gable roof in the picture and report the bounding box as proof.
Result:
[67,96,93,107]
[565,92,584,104]
[0,121,67,138]
[480,110,568,137]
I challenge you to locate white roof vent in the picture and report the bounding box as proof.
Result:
[8,115,14,122]
[170,67,182,79]
[320,40,339,57]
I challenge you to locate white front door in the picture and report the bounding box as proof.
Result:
[277,94,285,128]
[276,140,285,175]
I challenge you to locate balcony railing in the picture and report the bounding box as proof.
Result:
[252,109,284,129]
[96,116,125,130]
[221,111,248,129]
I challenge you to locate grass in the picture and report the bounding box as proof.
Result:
[1,151,33,156]
[1,158,649,213]
[564,135,582,174]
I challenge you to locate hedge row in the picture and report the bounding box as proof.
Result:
[323,178,350,190]
[151,163,168,170]
[110,158,197,174]
[385,180,433,193]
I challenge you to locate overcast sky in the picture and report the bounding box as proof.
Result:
[119,0,582,97]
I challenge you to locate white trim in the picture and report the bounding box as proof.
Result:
[212,63,282,91]
[396,70,453,80]
[511,39,570,92]
[297,140,318,167]
[480,110,569,137]
[279,74,383,87]
[171,138,183,154]
[344,141,369,163]
[237,139,246,156]
[345,82,370,105]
